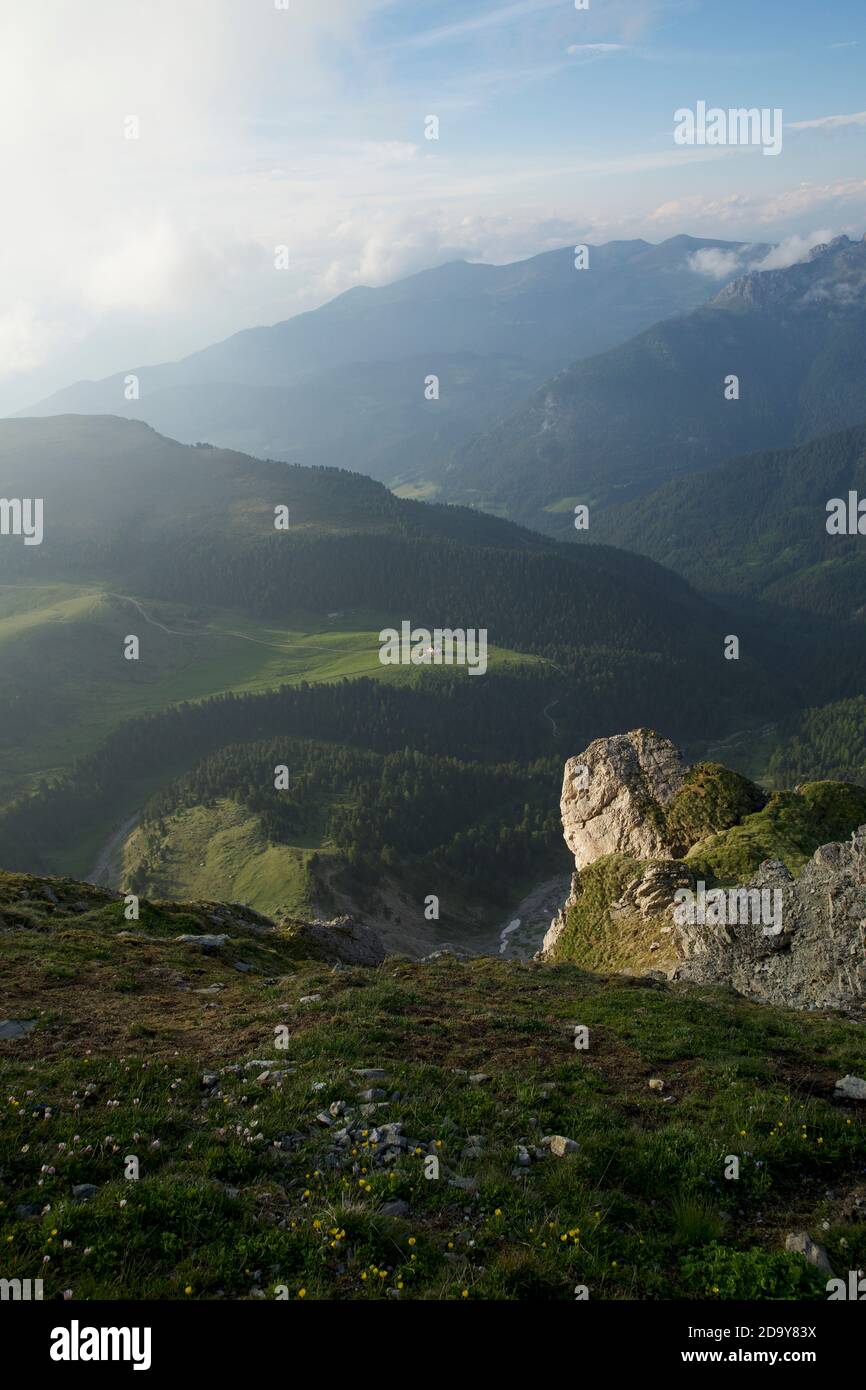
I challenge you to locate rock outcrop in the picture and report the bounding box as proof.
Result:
[278,914,387,966]
[561,729,685,870]
[674,833,866,1011]
[546,728,866,1011]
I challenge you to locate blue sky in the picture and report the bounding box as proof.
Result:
[1,0,864,411]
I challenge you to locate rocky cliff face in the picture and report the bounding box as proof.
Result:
[561,729,686,870]
[674,836,866,1011]
[546,729,866,1012]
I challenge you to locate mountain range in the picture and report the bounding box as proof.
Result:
[22,235,767,491]
[447,235,866,534]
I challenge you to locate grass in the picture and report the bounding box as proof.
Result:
[121,799,327,918]
[0,582,539,808]
[1,869,865,1302]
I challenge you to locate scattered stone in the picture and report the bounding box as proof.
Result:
[315,1112,334,1127]
[255,1070,293,1087]
[835,1075,866,1102]
[380,1200,410,1219]
[175,934,227,949]
[469,1073,491,1085]
[785,1231,833,1275]
[648,1078,665,1092]
[299,993,322,1005]
[515,1144,532,1167]
[449,1176,479,1193]
[72,1184,99,1200]
[233,961,253,973]
[353,1068,387,1080]
[15,1203,40,1218]
[201,1073,219,1088]
[0,1019,35,1039]
[359,1088,386,1102]
[544,1135,579,1157]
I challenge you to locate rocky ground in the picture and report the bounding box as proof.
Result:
[1,869,866,1301]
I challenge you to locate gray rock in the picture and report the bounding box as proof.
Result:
[72,1184,99,1200]
[835,1074,866,1102]
[449,1176,479,1193]
[468,1073,491,1085]
[255,1070,293,1087]
[785,1231,834,1274]
[0,1019,35,1039]
[359,1087,386,1102]
[675,830,866,1010]
[380,1200,410,1218]
[353,1068,387,1080]
[279,914,387,967]
[560,730,686,873]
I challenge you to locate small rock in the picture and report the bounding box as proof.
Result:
[648,1078,665,1092]
[72,1184,99,1200]
[201,1073,219,1088]
[233,961,253,974]
[449,1176,479,1193]
[0,1019,35,1039]
[359,1088,386,1102]
[468,1073,491,1085]
[380,1200,410,1218]
[835,1074,866,1102]
[544,1135,579,1157]
[299,994,322,1005]
[353,1068,387,1080]
[785,1231,833,1274]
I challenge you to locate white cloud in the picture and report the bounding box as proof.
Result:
[566,44,627,54]
[687,247,747,279]
[790,110,866,131]
[752,230,838,270]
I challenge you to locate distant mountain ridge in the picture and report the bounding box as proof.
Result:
[594,421,866,619]
[445,234,866,534]
[20,235,767,488]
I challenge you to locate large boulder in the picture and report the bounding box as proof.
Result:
[561,729,686,871]
[278,914,387,967]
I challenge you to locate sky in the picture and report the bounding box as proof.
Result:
[1,0,865,412]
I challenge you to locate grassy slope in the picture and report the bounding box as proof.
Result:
[121,799,325,919]
[0,584,536,803]
[1,873,864,1302]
